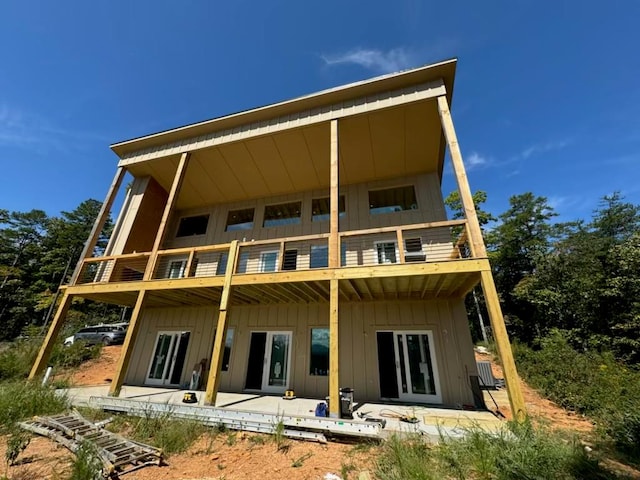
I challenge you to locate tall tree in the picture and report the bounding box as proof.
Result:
[486,193,558,342]
[0,210,49,338]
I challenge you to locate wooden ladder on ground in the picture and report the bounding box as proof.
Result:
[19,411,162,478]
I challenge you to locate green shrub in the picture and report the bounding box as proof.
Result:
[0,340,40,380]
[0,381,68,432]
[376,421,616,480]
[128,409,206,455]
[514,330,640,465]
[49,341,101,369]
[69,441,103,480]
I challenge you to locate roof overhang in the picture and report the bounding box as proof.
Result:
[111,58,457,159]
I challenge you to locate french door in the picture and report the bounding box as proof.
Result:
[245,331,292,393]
[146,331,191,386]
[377,330,441,403]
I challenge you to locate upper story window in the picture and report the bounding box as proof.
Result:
[311,196,346,222]
[263,201,302,227]
[176,215,209,237]
[368,186,418,215]
[226,208,255,232]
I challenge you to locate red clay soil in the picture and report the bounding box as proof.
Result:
[2,346,628,480]
[474,351,594,433]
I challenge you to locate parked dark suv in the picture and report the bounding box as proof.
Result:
[65,323,128,346]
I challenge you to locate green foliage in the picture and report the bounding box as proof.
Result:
[49,341,101,369]
[376,422,617,480]
[5,428,31,467]
[0,336,100,382]
[128,409,206,455]
[0,339,40,380]
[69,441,103,480]
[0,381,68,432]
[0,200,119,342]
[514,332,640,464]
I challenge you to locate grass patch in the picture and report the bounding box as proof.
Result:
[0,381,68,432]
[69,441,103,480]
[0,337,100,382]
[125,408,206,455]
[376,420,620,480]
[514,330,640,465]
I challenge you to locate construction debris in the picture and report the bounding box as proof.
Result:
[90,396,384,442]
[18,411,162,478]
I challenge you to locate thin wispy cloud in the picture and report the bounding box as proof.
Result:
[466,151,488,170]
[0,104,109,154]
[517,139,571,160]
[321,47,414,73]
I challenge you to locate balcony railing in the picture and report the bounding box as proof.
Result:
[73,219,473,285]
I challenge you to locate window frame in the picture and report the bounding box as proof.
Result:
[263,201,303,228]
[368,185,418,215]
[176,214,210,237]
[311,196,346,222]
[374,240,399,264]
[225,208,255,232]
[309,327,329,376]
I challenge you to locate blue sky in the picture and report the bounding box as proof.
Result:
[1,1,639,223]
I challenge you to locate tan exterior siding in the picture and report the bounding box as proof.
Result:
[164,172,446,249]
[125,298,477,407]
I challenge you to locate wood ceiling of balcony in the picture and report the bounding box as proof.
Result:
[126,99,443,210]
[71,270,480,308]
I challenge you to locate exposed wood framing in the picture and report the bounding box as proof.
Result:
[70,167,126,285]
[339,219,466,238]
[436,95,486,258]
[29,293,74,379]
[205,240,239,405]
[479,269,526,420]
[329,119,340,269]
[109,290,147,396]
[143,152,190,280]
[396,229,406,263]
[329,278,340,417]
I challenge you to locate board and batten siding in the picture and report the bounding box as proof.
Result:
[162,172,446,249]
[125,298,478,407]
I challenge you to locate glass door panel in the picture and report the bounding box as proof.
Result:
[261,331,292,393]
[146,331,191,386]
[393,331,441,403]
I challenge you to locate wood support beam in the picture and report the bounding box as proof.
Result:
[329,278,340,417]
[329,119,340,269]
[479,270,526,420]
[144,152,190,280]
[70,167,126,285]
[109,289,146,396]
[205,240,239,405]
[436,96,486,258]
[29,293,74,379]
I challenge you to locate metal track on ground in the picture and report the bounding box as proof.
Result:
[19,411,162,478]
[90,396,383,441]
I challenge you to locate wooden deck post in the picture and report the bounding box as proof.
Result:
[329,278,340,417]
[204,241,239,405]
[328,119,340,417]
[29,292,74,379]
[437,95,526,419]
[109,290,147,397]
[480,270,526,419]
[143,152,190,280]
[70,167,126,285]
[436,95,486,258]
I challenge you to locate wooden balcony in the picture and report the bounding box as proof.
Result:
[69,219,485,307]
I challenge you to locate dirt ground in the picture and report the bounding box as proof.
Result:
[0,345,630,479]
